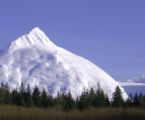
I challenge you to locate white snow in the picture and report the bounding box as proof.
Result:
[9,27,56,53]
[0,27,128,100]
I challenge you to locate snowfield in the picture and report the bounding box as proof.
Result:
[0,27,128,99]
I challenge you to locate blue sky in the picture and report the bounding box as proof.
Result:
[0,0,145,81]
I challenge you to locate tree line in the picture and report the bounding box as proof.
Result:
[0,83,145,112]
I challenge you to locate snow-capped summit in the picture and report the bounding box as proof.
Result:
[0,27,128,100]
[9,27,56,52]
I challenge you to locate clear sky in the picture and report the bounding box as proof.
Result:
[0,0,145,81]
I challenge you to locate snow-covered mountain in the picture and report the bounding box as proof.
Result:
[0,27,128,99]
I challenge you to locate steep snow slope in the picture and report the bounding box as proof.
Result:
[0,27,128,99]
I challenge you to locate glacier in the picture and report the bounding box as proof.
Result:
[0,27,128,99]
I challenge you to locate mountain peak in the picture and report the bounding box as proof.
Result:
[31,27,42,33]
[0,28,128,100]
[29,27,47,38]
[9,27,56,52]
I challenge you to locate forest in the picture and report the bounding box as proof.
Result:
[0,83,145,111]
[0,83,145,120]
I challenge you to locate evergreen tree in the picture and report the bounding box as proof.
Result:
[55,92,64,106]
[77,91,88,111]
[32,86,41,107]
[17,93,25,106]
[112,86,124,107]
[143,95,145,108]
[11,89,24,106]
[19,83,26,106]
[25,84,33,107]
[133,93,139,107]
[138,93,145,108]
[0,83,10,104]
[105,95,110,107]
[88,87,96,106]
[3,88,10,104]
[93,89,106,107]
[63,92,75,112]
[47,94,55,107]
[124,94,133,108]
[41,89,48,107]
[11,89,18,105]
